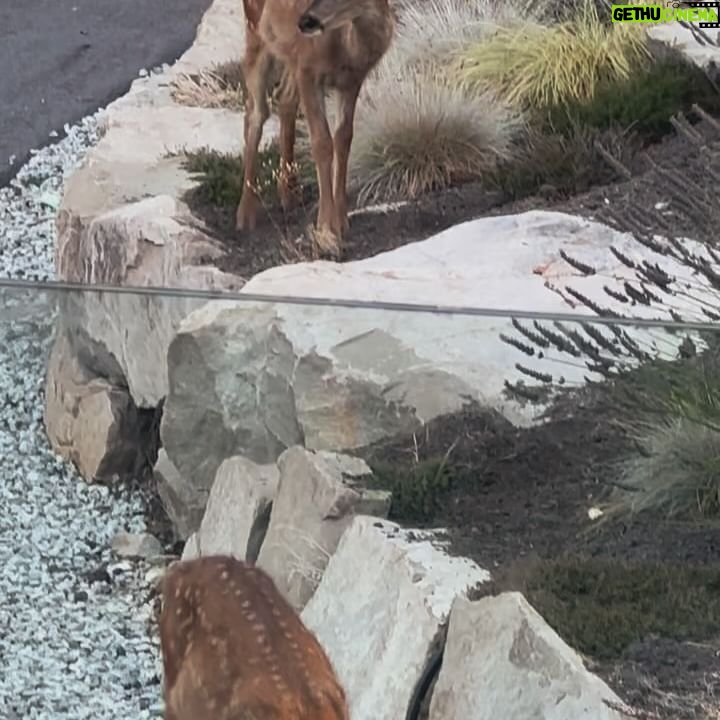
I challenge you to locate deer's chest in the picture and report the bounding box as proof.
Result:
[317,32,376,90]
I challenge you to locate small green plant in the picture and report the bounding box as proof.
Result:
[368,455,454,524]
[522,556,720,660]
[181,142,316,209]
[351,67,523,204]
[454,1,650,110]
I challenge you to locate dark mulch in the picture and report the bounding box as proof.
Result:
[187,179,510,277]
[356,385,720,719]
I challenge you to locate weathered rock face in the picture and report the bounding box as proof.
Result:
[154,449,207,541]
[648,22,720,74]
[159,210,698,511]
[44,331,149,481]
[159,298,483,499]
[55,195,242,408]
[181,532,200,561]
[428,592,630,720]
[190,455,279,562]
[257,448,391,610]
[301,517,491,720]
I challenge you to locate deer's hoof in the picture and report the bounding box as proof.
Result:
[235,198,258,232]
[312,224,341,257]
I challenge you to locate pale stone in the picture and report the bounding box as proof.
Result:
[44,331,144,481]
[144,566,167,590]
[195,456,279,562]
[181,533,200,561]
[154,449,207,540]
[256,447,389,610]
[111,532,163,559]
[428,592,630,720]
[160,210,702,516]
[301,517,491,720]
[55,194,241,409]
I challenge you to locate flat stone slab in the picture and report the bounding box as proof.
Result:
[429,592,632,720]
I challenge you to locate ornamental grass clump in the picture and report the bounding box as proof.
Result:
[454,0,651,111]
[350,65,524,205]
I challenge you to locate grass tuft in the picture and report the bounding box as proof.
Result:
[485,123,637,201]
[385,0,537,73]
[454,1,651,110]
[604,348,720,519]
[170,61,246,111]
[351,68,524,205]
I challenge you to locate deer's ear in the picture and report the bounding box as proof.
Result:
[243,0,265,29]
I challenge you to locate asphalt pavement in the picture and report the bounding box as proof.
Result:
[0,0,213,186]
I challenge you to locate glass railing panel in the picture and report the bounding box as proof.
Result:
[0,281,717,720]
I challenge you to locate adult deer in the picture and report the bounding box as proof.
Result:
[235,0,395,246]
[159,555,349,720]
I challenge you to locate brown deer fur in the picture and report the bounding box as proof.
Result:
[235,0,395,245]
[159,555,349,720]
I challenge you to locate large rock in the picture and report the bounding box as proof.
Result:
[257,447,391,610]
[160,210,697,501]
[648,22,720,74]
[188,455,279,562]
[44,331,147,481]
[301,517,491,720]
[153,449,207,541]
[55,195,241,408]
[428,592,630,720]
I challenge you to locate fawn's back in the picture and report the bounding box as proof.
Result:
[160,555,349,720]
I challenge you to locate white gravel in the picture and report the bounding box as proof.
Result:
[0,110,165,718]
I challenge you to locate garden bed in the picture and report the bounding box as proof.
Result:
[186,104,719,279]
[358,380,720,719]
[180,38,720,278]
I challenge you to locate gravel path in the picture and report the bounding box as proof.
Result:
[0,102,166,718]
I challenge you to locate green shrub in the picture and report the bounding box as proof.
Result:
[484,123,637,201]
[367,456,453,524]
[548,55,720,143]
[523,556,720,660]
[180,142,316,209]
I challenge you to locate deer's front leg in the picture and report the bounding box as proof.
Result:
[297,69,339,247]
[236,38,273,232]
[276,72,300,212]
[332,83,361,235]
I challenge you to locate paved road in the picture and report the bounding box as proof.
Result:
[0,0,213,186]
